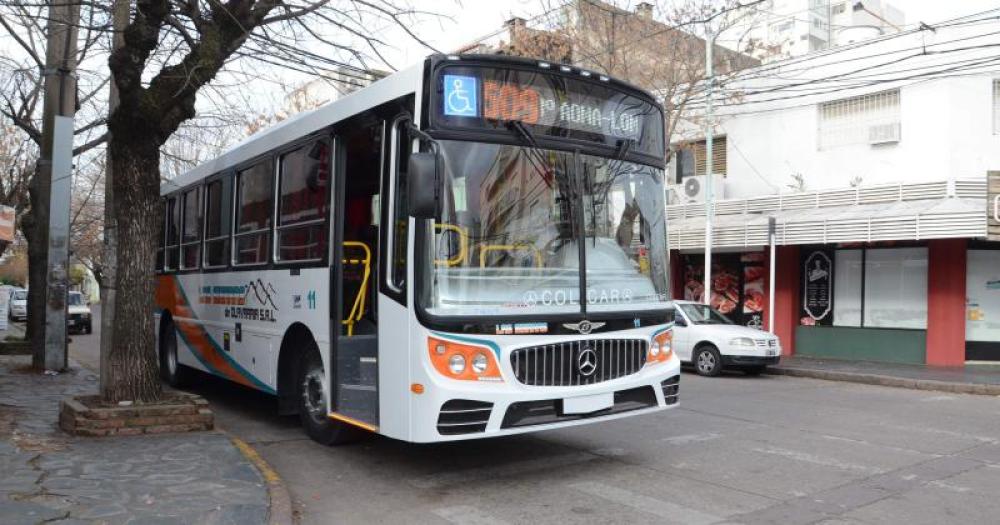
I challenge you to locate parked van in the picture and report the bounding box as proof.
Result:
[67,291,92,334]
[8,288,27,321]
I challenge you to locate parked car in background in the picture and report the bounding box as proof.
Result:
[67,291,92,334]
[8,288,27,321]
[672,300,781,376]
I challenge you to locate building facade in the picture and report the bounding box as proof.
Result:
[669,13,1000,366]
[732,0,905,62]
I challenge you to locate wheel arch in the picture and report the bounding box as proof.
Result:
[277,322,318,415]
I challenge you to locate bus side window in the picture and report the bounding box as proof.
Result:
[276,139,330,262]
[204,176,232,268]
[180,187,201,269]
[234,162,273,266]
[387,121,410,293]
[165,196,180,271]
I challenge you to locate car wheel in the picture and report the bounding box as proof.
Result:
[695,345,723,377]
[159,319,191,388]
[298,343,364,445]
[743,365,766,376]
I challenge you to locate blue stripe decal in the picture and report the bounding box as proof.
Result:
[430,331,502,359]
[173,277,276,395]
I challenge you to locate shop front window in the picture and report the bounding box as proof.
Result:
[828,246,928,329]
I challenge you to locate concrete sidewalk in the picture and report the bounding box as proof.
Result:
[0,355,270,524]
[769,356,1000,395]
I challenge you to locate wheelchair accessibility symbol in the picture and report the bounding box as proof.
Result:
[443,75,478,117]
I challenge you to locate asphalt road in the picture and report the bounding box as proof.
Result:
[69,313,1000,524]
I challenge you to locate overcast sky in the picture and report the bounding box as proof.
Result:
[383,0,1000,70]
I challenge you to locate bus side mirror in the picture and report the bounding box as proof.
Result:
[408,152,438,219]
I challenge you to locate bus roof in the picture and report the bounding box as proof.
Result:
[161,60,425,195]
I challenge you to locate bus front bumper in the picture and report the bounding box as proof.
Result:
[409,361,680,442]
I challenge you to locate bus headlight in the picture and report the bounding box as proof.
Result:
[471,353,488,374]
[449,354,466,375]
[646,329,673,365]
[428,337,503,382]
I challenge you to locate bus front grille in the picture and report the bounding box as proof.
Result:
[437,399,493,435]
[509,339,648,387]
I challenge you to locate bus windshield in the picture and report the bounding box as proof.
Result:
[420,140,669,318]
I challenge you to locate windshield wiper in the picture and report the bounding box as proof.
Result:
[503,120,554,189]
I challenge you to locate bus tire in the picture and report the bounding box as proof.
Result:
[159,318,192,388]
[694,344,723,377]
[297,344,363,445]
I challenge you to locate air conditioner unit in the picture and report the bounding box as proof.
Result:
[868,122,900,144]
[669,174,725,204]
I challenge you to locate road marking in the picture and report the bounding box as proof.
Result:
[409,452,598,489]
[752,447,883,474]
[569,481,722,525]
[433,505,510,525]
[660,432,722,445]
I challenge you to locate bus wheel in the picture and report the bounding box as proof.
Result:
[297,345,363,445]
[159,319,191,388]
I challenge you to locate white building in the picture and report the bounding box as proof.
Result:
[732,0,905,62]
[666,11,1000,368]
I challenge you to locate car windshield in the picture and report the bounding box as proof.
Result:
[679,303,734,325]
[68,293,84,306]
[13,290,26,300]
[419,140,669,317]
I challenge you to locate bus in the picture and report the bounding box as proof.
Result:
[155,54,679,444]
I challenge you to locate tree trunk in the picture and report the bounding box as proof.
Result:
[24,168,48,354]
[101,138,162,403]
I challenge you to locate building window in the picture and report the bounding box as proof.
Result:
[204,176,232,268]
[676,137,726,179]
[276,139,330,262]
[234,161,273,265]
[164,197,180,271]
[833,247,928,329]
[180,187,201,270]
[818,89,900,150]
[993,79,1000,134]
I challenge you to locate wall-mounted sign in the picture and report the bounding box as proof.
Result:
[0,205,14,242]
[801,249,833,325]
[989,171,1000,241]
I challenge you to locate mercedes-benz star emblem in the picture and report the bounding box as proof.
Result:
[563,320,606,335]
[577,347,598,377]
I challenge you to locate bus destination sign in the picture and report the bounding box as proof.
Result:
[437,66,664,158]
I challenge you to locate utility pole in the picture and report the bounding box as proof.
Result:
[34,0,79,372]
[100,0,127,394]
[703,27,715,306]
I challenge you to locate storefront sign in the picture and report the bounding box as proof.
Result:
[802,250,833,325]
[989,171,1000,241]
[0,205,14,242]
[682,252,765,327]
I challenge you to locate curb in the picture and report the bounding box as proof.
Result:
[767,367,1000,396]
[230,435,295,525]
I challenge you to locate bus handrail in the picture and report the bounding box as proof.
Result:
[478,244,543,268]
[434,223,470,267]
[342,241,371,337]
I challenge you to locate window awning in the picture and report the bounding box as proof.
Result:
[667,180,988,250]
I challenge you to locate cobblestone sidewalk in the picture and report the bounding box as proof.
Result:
[0,355,269,524]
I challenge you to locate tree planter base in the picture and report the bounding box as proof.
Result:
[0,341,32,355]
[59,394,214,437]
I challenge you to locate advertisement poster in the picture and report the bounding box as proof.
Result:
[966,250,1000,343]
[801,249,833,326]
[683,253,765,327]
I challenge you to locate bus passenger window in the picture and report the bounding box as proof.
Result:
[234,162,273,265]
[204,176,232,267]
[277,140,329,261]
[165,197,180,270]
[180,187,201,269]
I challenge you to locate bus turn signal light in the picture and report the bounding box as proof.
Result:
[428,337,503,382]
[647,330,673,365]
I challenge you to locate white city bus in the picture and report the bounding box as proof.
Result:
[155,54,679,444]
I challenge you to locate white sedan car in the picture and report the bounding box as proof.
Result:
[672,301,781,376]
